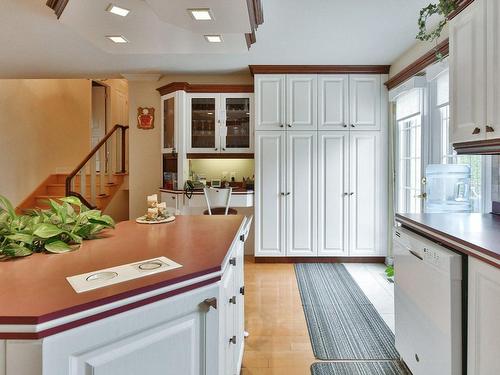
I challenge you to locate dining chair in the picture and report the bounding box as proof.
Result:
[203,187,237,215]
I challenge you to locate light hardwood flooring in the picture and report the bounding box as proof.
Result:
[241,257,395,374]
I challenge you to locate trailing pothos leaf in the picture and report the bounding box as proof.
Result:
[0,195,115,259]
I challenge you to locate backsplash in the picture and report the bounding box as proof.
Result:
[492,155,500,202]
[189,159,254,182]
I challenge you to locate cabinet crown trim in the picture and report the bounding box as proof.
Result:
[157,82,254,96]
[249,65,390,75]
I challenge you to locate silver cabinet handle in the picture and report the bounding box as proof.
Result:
[229,336,237,344]
[201,297,217,310]
[287,124,292,128]
[409,250,423,261]
[240,286,245,295]
[222,148,226,151]
[286,192,291,196]
[279,124,284,128]
[214,147,218,151]
[344,192,349,196]
[229,257,236,266]
[486,125,495,133]
[229,296,237,304]
[343,124,347,128]
[349,192,354,196]
[472,127,481,135]
[350,124,355,128]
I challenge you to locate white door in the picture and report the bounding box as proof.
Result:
[487,0,500,139]
[449,0,486,143]
[255,75,286,130]
[286,75,317,130]
[349,75,381,130]
[468,257,500,375]
[318,132,349,256]
[349,132,379,256]
[92,85,107,171]
[318,75,349,130]
[286,132,317,256]
[255,132,286,256]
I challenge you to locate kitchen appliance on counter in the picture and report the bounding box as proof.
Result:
[393,227,463,375]
[425,164,471,213]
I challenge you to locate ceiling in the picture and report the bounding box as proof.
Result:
[0,0,431,78]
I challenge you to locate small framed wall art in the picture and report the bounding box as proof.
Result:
[137,107,155,129]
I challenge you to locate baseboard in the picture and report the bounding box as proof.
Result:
[254,256,386,263]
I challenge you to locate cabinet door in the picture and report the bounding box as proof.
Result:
[187,94,221,153]
[161,93,176,153]
[487,0,500,139]
[286,75,317,130]
[349,75,381,130]
[255,75,285,130]
[468,257,500,375]
[318,75,349,130]
[220,94,253,153]
[349,132,380,256]
[221,264,237,375]
[255,132,286,256]
[318,132,349,256]
[286,132,317,256]
[450,0,486,144]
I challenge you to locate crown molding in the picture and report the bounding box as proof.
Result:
[248,65,391,75]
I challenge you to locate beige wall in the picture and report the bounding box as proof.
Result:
[128,73,252,218]
[389,25,449,78]
[0,79,91,205]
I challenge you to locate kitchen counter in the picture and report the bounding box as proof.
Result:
[0,215,245,338]
[395,213,500,267]
[160,187,254,195]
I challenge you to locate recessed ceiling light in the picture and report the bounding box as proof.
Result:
[188,8,213,21]
[204,35,222,43]
[106,4,130,17]
[106,35,129,44]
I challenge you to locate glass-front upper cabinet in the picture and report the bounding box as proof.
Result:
[221,94,253,153]
[188,94,220,153]
[161,93,177,153]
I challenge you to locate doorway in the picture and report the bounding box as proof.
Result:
[91,81,108,172]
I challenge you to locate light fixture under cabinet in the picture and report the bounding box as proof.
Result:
[106,35,129,44]
[106,4,130,17]
[204,35,222,43]
[188,8,213,21]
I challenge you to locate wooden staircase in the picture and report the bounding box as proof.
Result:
[16,124,129,212]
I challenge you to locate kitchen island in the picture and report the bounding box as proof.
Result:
[395,213,500,374]
[0,215,251,375]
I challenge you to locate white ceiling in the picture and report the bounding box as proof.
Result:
[0,0,431,78]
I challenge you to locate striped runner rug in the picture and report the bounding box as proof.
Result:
[294,263,399,360]
[311,361,409,375]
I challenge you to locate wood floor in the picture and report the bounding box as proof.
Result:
[241,256,315,374]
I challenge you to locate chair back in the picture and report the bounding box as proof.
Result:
[203,187,232,215]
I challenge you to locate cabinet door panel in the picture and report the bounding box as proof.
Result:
[187,94,221,153]
[286,75,317,130]
[255,132,286,256]
[487,0,500,139]
[349,75,380,130]
[286,132,317,256]
[255,75,285,130]
[221,264,236,375]
[318,75,349,130]
[318,132,349,256]
[468,257,500,375]
[450,1,486,143]
[349,132,379,255]
[221,94,253,153]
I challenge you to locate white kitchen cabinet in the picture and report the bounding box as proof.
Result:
[318,132,349,256]
[486,0,500,140]
[255,132,286,256]
[160,191,180,211]
[161,92,179,154]
[286,132,317,256]
[221,259,236,375]
[468,257,500,375]
[349,132,381,255]
[449,0,487,144]
[255,75,286,130]
[220,94,254,153]
[286,75,317,130]
[349,75,381,130]
[318,75,349,130]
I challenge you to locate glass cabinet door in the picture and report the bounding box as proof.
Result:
[190,96,218,151]
[162,96,175,152]
[222,96,252,152]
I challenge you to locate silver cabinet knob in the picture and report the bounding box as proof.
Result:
[279,124,284,128]
[229,296,237,304]
[229,257,236,266]
[229,336,237,344]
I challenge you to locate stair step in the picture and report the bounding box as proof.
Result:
[46,183,117,195]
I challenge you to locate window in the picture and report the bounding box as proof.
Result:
[395,89,424,213]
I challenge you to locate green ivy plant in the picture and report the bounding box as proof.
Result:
[417,0,458,59]
[0,195,114,259]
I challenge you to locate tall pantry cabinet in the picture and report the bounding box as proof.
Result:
[254,73,388,258]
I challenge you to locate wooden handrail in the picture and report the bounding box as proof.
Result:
[65,124,128,208]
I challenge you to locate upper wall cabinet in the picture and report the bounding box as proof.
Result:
[318,75,349,130]
[349,75,381,130]
[286,75,317,130]
[450,0,487,144]
[255,75,286,130]
[487,0,500,141]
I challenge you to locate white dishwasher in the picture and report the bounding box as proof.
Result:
[393,227,462,375]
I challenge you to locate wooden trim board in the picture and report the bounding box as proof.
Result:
[187,153,254,160]
[157,82,254,96]
[448,0,475,20]
[46,0,69,18]
[249,65,391,75]
[384,39,449,90]
[254,257,386,264]
[454,138,500,155]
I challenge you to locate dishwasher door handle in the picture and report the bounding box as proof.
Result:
[409,250,423,261]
